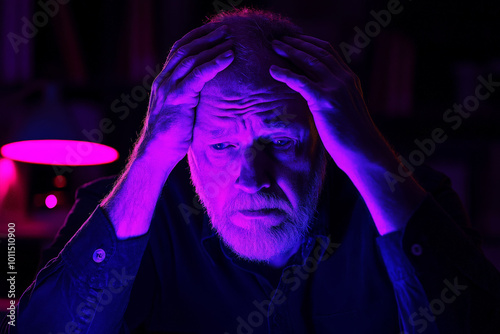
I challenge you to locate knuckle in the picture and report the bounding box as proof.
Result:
[306,56,320,67]
[152,74,167,89]
[180,56,195,69]
[191,67,204,79]
[171,40,182,52]
[317,49,331,59]
[300,79,312,90]
[151,78,161,91]
[167,42,181,59]
[175,46,188,58]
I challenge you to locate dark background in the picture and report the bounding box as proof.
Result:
[1,0,499,309]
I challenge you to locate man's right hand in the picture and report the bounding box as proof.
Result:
[137,23,234,169]
[102,23,233,239]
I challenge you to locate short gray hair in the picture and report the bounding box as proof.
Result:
[205,8,303,87]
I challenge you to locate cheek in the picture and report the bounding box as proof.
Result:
[272,142,318,209]
[192,135,237,168]
[274,165,311,209]
[189,146,239,204]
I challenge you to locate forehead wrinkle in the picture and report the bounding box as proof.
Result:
[205,103,296,119]
[201,80,300,105]
[202,95,299,113]
[202,112,303,140]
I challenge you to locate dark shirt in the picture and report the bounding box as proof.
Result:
[4,158,500,333]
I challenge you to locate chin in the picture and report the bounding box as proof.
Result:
[211,215,307,262]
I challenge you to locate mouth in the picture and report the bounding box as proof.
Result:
[231,208,287,229]
[237,208,285,217]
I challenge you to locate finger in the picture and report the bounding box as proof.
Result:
[293,34,350,72]
[280,36,344,76]
[167,22,223,61]
[153,24,228,88]
[171,39,233,81]
[181,50,234,94]
[165,25,230,74]
[272,39,332,82]
[276,37,363,94]
[269,65,317,104]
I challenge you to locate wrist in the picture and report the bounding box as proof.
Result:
[102,155,174,239]
[344,140,426,235]
[334,131,393,177]
[133,137,184,178]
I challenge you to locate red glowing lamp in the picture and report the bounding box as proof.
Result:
[1,83,119,166]
[1,140,118,166]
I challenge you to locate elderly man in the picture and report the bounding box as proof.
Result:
[8,8,500,334]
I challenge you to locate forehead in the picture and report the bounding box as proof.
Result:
[197,81,311,136]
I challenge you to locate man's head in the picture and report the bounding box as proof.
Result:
[187,9,328,263]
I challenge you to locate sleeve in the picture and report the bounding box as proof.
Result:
[376,166,500,334]
[0,178,150,334]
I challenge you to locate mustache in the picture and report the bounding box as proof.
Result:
[225,192,293,214]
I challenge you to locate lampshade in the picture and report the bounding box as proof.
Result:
[0,83,119,166]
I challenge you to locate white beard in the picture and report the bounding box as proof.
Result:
[187,150,327,263]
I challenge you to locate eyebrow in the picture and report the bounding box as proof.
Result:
[208,120,298,139]
[209,128,231,138]
[261,119,293,129]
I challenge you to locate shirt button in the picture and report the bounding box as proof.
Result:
[411,243,423,256]
[93,249,106,263]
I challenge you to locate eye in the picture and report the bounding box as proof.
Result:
[211,143,234,150]
[271,138,294,149]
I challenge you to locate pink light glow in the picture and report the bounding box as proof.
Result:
[0,140,119,166]
[0,158,17,203]
[45,194,57,209]
[0,158,16,182]
[53,175,67,188]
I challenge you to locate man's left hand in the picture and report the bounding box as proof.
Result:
[269,34,426,235]
[269,34,385,173]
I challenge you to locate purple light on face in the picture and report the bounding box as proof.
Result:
[0,140,119,166]
[232,209,287,229]
[45,194,57,209]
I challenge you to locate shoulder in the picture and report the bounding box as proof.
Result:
[410,163,481,245]
[412,164,452,194]
[75,175,117,201]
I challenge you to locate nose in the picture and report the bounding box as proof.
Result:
[234,148,271,193]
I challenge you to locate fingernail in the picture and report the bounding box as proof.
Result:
[221,50,233,58]
[272,40,286,49]
[216,25,228,35]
